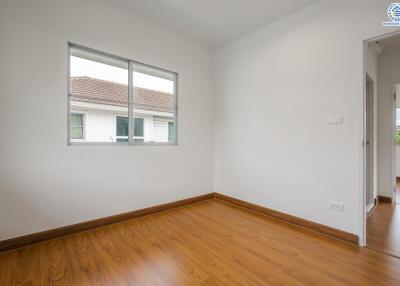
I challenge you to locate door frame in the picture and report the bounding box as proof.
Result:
[392,84,398,204]
[362,30,400,246]
[365,73,375,213]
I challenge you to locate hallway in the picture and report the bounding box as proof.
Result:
[367,183,400,257]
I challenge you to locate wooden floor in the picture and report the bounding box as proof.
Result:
[1,199,400,286]
[367,201,400,258]
[367,185,400,258]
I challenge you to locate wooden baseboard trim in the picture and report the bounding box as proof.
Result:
[214,193,359,245]
[367,198,378,217]
[0,193,214,252]
[0,192,360,252]
[378,196,393,203]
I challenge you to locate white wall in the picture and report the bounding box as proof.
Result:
[85,110,116,142]
[0,0,213,240]
[213,0,398,238]
[377,49,400,196]
[1,0,399,243]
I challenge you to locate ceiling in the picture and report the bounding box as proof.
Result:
[378,34,400,52]
[110,0,318,48]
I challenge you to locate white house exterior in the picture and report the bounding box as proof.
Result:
[70,77,175,143]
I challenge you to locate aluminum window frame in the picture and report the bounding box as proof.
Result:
[67,42,178,146]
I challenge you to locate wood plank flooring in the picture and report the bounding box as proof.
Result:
[367,185,400,258]
[367,201,400,258]
[1,199,400,285]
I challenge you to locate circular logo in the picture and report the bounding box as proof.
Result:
[388,3,400,21]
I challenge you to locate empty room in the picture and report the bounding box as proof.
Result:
[1,0,400,285]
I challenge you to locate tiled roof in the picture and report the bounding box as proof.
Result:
[70,77,173,113]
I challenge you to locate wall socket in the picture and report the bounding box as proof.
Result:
[329,201,344,212]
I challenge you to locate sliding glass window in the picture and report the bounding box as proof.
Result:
[68,44,177,145]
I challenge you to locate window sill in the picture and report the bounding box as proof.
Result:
[68,142,177,147]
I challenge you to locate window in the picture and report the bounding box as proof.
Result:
[131,63,176,144]
[70,113,84,141]
[116,116,144,142]
[116,116,128,142]
[134,117,144,142]
[68,43,177,145]
[168,122,175,143]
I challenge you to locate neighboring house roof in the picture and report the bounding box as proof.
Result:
[70,76,173,113]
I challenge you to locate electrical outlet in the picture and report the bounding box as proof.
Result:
[328,115,344,125]
[330,201,344,212]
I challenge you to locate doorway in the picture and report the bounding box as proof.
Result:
[364,32,400,258]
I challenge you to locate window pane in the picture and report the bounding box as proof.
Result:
[70,113,84,140]
[134,118,144,137]
[70,113,83,127]
[116,116,128,137]
[132,63,176,143]
[68,45,177,145]
[71,127,83,139]
[69,46,129,143]
[168,122,175,143]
